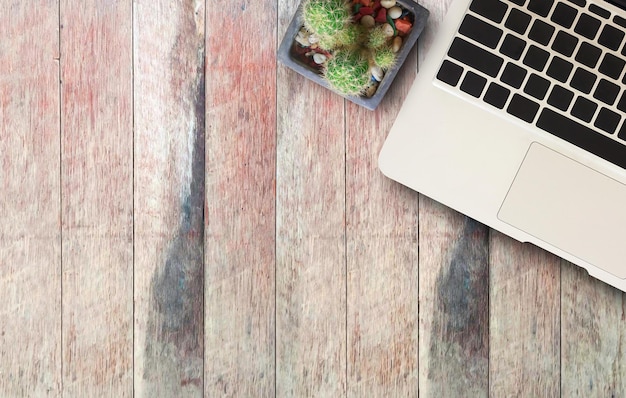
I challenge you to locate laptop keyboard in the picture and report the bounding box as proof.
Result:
[436,0,626,169]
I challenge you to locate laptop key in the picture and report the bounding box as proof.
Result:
[500,34,527,60]
[598,25,625,51]
[523,45,550,71]
[571,96,597,122]
[483,82,511,109]
[507,93,540,122]
[599,53,626,80]
[505,9,532,34]
[460,71,487,97]
[448,37,504,77]
[524,73,550,100]
[575,42,602,68]
[570,67,596,94]
[616,91,626,113]
[547,85,574,110]
[437,60,464,86]
[528,19,555,45]
[594,108,621,134]
[459,14,503,49]
[469,0,508,23]
[527,0,554,17]
[593,79,620,105]
[551,2,578,28]
[537,108,626,170]
[552,31,579,56]
[500,62,527,88]
[546,56,573,82]
[575,13,601,40]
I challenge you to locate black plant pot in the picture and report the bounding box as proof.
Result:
[278,0,429,110]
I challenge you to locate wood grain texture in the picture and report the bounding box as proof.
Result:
[134,1,205,396]
[60,1,133,395]
[345,48,419,396]
[0,2,61,395]
[276,0,346,395]
[205,0,276,395]
[561,265,626,397]
[418,197,489,397]
[489,233,560,397]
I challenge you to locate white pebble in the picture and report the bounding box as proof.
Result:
[382,23,395,37]
[380,0,396,8]
[392,36,402,52]
[313,53,327,64]
[388,6,402,19]
[308,34,319,44]
[371,65,384,81]
[361,15,375,28]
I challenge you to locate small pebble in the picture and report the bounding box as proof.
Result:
[313,53,327,64]
[382,23,395,37]
[380,0,396,8]
[365,83,378,97]
[308,34,319,44]
[392,36,402,52]
[371,65,384,81]
[295,30,310,47]
[388,6,402,19]
[361,15,375,28]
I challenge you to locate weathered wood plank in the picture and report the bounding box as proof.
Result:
[345,48,419,396]
[418,197,489,397]
[489,233,560,397]
[60,1,133,395]
[561,265,626,397]
[205,0,276,395]
[275,0,346,395]
[134,1,205,396]
[0,2,61,395]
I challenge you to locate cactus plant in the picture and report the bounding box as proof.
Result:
[367,25,389,49]
[302,0,352,43]
[372,45,397,70]
[324,51,371,96]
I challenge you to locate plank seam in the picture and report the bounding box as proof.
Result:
[57,0,63,395]
[131,0,135,395]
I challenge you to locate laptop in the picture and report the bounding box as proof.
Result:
[379,0,626,291]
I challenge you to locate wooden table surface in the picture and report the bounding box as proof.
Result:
[2,0,626,396]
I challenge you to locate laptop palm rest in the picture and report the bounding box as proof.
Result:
[498,142,626,278]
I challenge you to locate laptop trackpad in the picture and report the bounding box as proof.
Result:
[498,143,626,278]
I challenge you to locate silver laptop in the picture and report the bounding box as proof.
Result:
[379,0,626,290]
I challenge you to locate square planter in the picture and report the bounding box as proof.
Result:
[278,0,429,110]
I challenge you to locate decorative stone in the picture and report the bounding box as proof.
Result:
[308,34,319,44]
[371,65,384,81]
[365,83,378,97]
[380,0,396,8]
[388,6,402,19]
[382,23,395,37]
[313,53,327,64]
[295,29,310,47]
[392,36,402,52]
[361,15,375,28]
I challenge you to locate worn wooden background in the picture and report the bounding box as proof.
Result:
[2,0,626,396]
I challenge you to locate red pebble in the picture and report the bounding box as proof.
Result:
[359,6,374,15]
[394,18,412,34]
[375,8,387,23]
[372,0,381,11]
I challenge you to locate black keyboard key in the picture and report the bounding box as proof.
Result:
[593,79,620,105]
[501,62,528,88]
[598,25,625,51]
[507,93,540,122]
[500,34,527,60]
[448,37,504,77]
[523,45,550,71]
[459,14,503,49]
[575,13,601,40]
[575,42,602,68]
[570,67,597,94]
[595,108,621,133]
[460,71,487,97]
[546,56,573,82]
[548,85,574,110]
[524,73,550,100]
[565,0,585,6]
[599,53,625,80]
[505,8,532,34]
[469,0,508,23]
[527,0,554,17]
[571,96,597,122]
[552,31,578,56]
[437,60,464,86]
[551,2,578,28]
[615,15,626,29]
[528,19,555,45]
[589,4,610,19]
[483,82,511,108]
[537,108,626,170]
[619,122,626,141]
[617,92,626,113]
[508,0,525,5]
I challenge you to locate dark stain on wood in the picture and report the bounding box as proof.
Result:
[143,53,205,393]
[428,217,489,393]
